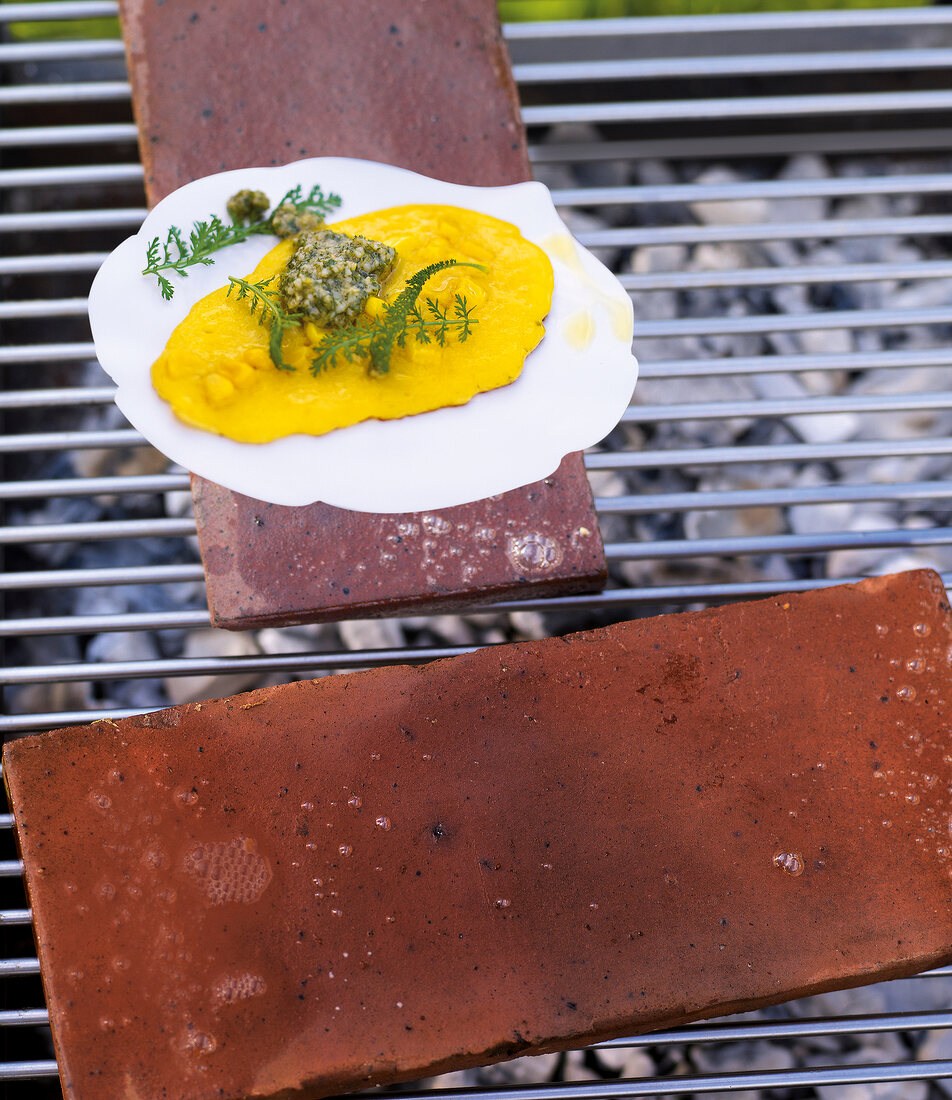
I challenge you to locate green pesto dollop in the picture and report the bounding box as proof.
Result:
[279,228,396,327]
[226,189,270,226]
[271,203,328,239]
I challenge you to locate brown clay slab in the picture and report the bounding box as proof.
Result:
[194,453,605,628]
[7,570,952,1100]
[118,0,606,627]
[120,0,532,197]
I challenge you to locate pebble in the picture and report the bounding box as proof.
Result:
[766,153,831,224]
[86,631,167,709]
[689,165,769,226]
[590,1044,655,1079]
[632,243,690,276]
[693,1039,796,1100]
[338,618,406,652]
[917,1030,952,1099]
[749,372,859,444]
[473,1053,560,1085]
[814,1048,927,1100]
[163,630,262,705]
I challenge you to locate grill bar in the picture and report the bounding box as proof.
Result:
[0,959,41,976]
[579,216,952,247]
[0,1010,50,1027]
[7,389,952,450]
[0,253,107,275]
[0,1064,60,1082]
[6,577,952,648]
[0,125,137,148]
[502,9,952,34]
[0,473,188,498]
[0,910,32,926]
[386,1063,952,1099]
[0,2,119,20]
[624,262,952,293]
[0,209,145,232]
[514,48,952,83]
[553,174,952,206]
[522,89,952,127]
[0,38,124,62]
[4,1055,952,1092]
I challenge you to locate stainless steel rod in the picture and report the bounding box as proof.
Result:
[0,208,144,233]
[3,567,949,638]
[552,173,952,207]
[10,578,952,643]
[0,958,39,975]
[0,1061,60,1081]
[0,123,137,148]
[0,911,32,927]
[0,429,143,453]
[0,342,97,363]
[628,307,952,339]
[0,386,116,409]
[522,89,952,127]
[2,710,156,733]
[502,9,952,35]
[529,128,952,165]
[604,527,952,563]
[391,1061,952,1100]
[1,645,478,685]
[0,80,130,106]
[1,609,209,637]
[586,437,952,469]
[605,1010,952,1047]
[595,481,952,514]
[622,260,952,294]
[0,516,195,545]
[514,49,952,85]
[577,215,952,248]
[0,1,118,21]
[0,297,89,319]
[0,252,106,276]
[638,348,952,379]
[0,1009,50,1028]
[0,563,205,590]
[0,576,938,623]
[0,39,124,63]
[623,392,952,423]
[0,162,143,188]
[0,473,189,499]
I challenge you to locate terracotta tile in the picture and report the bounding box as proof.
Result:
[194,454,606,629]
[8,570,952,1100]
[119,0,605,626]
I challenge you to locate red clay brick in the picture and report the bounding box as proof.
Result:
[119,0,605,627]
[7,570,952,1100]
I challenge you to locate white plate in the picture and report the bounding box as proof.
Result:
[88,157,638,512]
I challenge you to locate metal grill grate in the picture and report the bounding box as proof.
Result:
[6,2,952,1095]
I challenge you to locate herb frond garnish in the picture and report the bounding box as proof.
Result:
[311,260,486,377]
[408,294,478,346]
[143,184,342,300]
[225,275,303,372]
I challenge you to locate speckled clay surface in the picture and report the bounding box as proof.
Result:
[7,571,952,1100]
[118,0,605,625]
[193,454,606,628]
